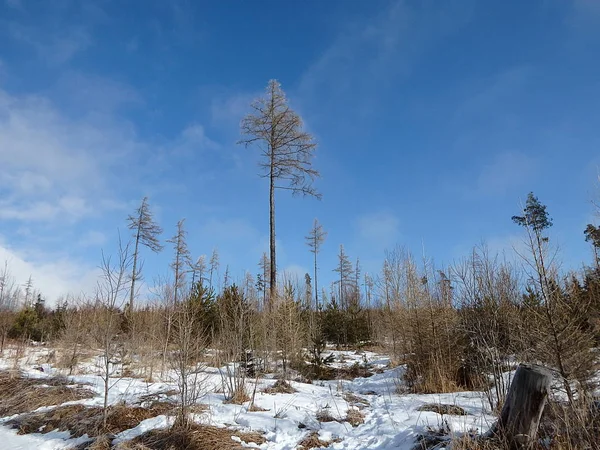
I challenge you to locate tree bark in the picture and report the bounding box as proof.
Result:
[269,170,276,309]
[495,363,552,448]
[313,250,318,310]
[129,226,141,313]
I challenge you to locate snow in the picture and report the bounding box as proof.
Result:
[0,427,79,450]
[0,345,498,449]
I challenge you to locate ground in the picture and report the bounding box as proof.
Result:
[0,345,496,449]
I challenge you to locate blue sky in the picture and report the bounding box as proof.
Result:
[1,0,599,304]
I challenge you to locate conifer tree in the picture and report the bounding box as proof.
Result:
[584,224,600,268]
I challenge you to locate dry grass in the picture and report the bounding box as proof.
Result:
[297,431,341,449]
[130,423,266,450]
[223,389,250,405]
[315,364,374,381]
[315,408,338,423]
[343,392,370,408]
[0,371,94,417]
[247,403,269,412]
[263,379,297,394]
[417,403,468,416]
[85,434,113,450]
[344,407,365,427]
[7,402,174,438]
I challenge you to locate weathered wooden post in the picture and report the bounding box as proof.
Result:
[494,363,552,448]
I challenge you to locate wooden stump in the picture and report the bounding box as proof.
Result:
[494,363,552,448]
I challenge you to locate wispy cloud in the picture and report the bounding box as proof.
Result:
[53,71,142,113]
[474,151,538,198]
[8,22,91,65]
[298,0,473,118]
[356,211,401,252]
[0,88,141,224]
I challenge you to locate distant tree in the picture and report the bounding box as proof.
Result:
[209,249,220,291]
[584,224,600,268]
[167,219,192,305]
[127,197,163,312]
[187,281,218,342]
[512,192,553,239]
[0,263,18,353]
[305,219,327,309]
[511,192,553,302]
[333,245,353,310]
[239,79,320,305]
[190,255,207,287]
[258,253,270,308]
[24,276,34,307]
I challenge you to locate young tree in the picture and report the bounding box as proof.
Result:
[305,219,327,309]
[258,253,270,308]
[167,219,192,305]
[0,262,18,354]
[171,292,208,429]
[512,192,593,403]
[190,255,207,287]
[239,80,321,305]
[161,220,192,376]
[92,237,132,430]
[209,249,220,291]
[127,197,163,312]
[512,192,553,303]
[333,245,353,310]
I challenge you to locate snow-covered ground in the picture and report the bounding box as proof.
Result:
[0,346,497,449]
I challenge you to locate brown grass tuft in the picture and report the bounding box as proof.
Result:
[7,402,174,438]
[417,403,468,416]
[131,423,266,450]
[315,408,338,423]
[344,407,365,427]
[297,431,341,449]
[223,390,250,405]
[0,371,94,417]
[247,403,269,412]
[263,379,297,394]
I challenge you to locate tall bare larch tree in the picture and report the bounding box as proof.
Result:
[239,79,320,305]
[127,197,163,312]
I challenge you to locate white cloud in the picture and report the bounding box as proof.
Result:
[0,239,100,306]
[210,91,257,130]
[0,87,143,224]
[0,196,90,222]
[180,124,219,151]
